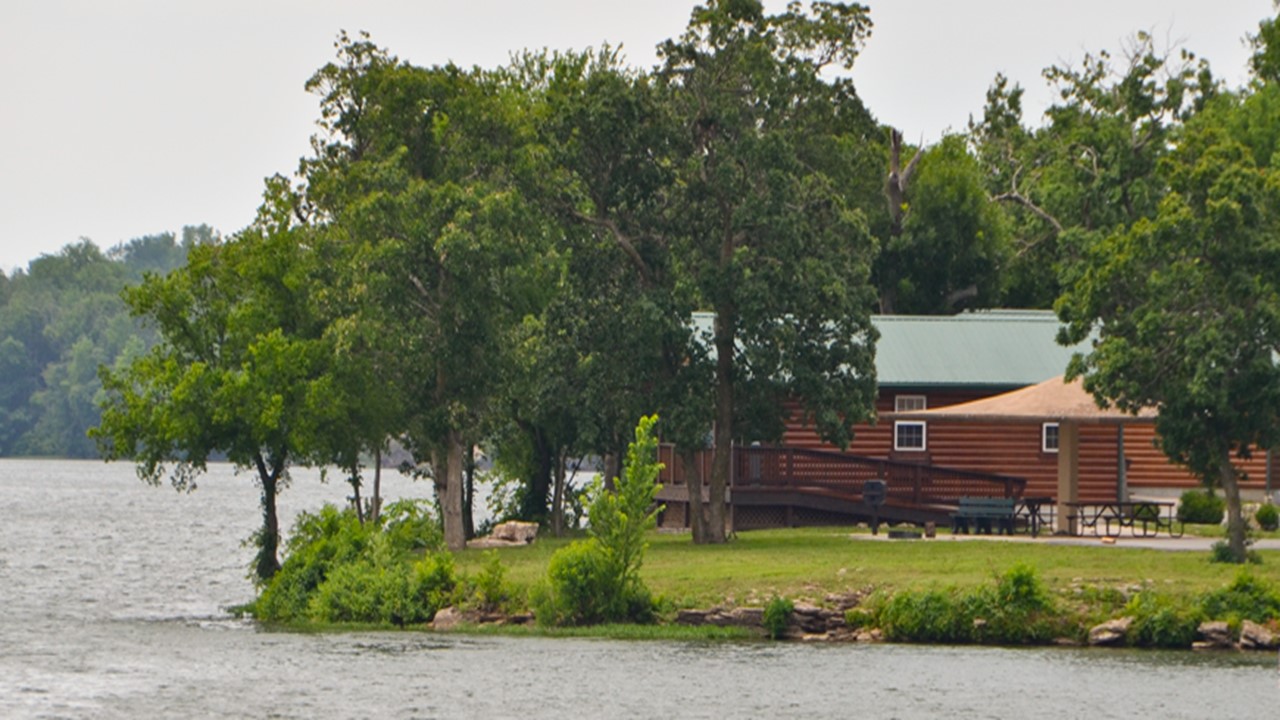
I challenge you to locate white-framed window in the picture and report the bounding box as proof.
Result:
[894,421,927,451]
[894,394,927,412]
[1042,422,1060,453]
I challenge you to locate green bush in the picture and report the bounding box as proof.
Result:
[1200,572,1280,624]
[1177,490,1225,525]
[254,500,450,625]
[535,415,664,627]
[468,551,516,613]
[876,565,1065,645]
[1256,503,1279,532]
[763,597,794,639]
[255,505,373,622]
[1125,591,1203,648]
[1210,540,1262,564]
[878,588,969,643]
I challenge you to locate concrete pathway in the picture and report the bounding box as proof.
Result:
[852,531,1280,552]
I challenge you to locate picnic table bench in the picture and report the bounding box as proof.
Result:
[951,496,1016,535]
[1064,501,1184,538]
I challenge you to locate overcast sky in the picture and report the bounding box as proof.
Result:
[1,0,1274,274]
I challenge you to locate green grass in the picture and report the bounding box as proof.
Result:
[454,526,1280,610]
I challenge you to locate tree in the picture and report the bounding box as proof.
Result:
[875,133,1010,313]
[972,36,1216,307]
[301,35,553,549]
[657,0,880,542]
[1057,101,1280,563]
[94,209,347,581]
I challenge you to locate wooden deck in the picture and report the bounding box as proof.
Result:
[656,445,1027,530]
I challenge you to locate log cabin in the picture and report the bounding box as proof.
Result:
[658,310,1273,531]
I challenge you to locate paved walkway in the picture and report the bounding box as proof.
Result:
[854,531,1280,552]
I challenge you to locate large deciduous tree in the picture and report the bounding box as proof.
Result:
[658,0,880,542]
[94,201,346,581]
[302,34,551,549]
[1058,91,1280,563]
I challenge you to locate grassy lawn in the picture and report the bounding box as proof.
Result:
[455,526,1280,610]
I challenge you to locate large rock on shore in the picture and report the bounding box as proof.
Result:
[1240,620,1277,650]
[1088,617,1133,646]
[1194,621,1233,650]
[467,521,539,548]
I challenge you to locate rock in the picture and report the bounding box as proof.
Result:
[824,592,863,612]
[727,607,764,626]
[676,609,710,626]
[1240,620,1278,650]
[791,601,823,617]
[1088,617,1133,646]
[1196,621,1232,649]
[491,521,539,544]
[431,606,463,631]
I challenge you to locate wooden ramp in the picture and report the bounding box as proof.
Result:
[657,446,1026,530]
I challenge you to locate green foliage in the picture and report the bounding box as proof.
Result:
[1200,571,1280,623]
[877,565,1066,645]
[1255,503,1279,531]
[0,234,197,458]
[1124,591,1203,648]
[468,551,516,613]
[255,501,456,626]
[762,596,795,640]
[535,415,663,626]
[1178,490,1225,525]
[1210,540,1262,565]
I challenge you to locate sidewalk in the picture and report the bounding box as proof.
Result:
[854,530,1280,552]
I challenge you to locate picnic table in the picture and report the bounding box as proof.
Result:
[1016,497,1055,538]
[1064,500,1183,538]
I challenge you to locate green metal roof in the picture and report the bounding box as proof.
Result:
[874,310,1082,388]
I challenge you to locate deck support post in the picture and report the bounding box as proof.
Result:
[1057,421,1080,535]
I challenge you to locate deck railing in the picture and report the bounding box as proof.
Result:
[659,445,1025,506]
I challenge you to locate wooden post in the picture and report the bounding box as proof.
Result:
[1057,421,1080,535]
[1116,425,1127,503]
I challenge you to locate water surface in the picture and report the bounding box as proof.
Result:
[1,459,1276,719]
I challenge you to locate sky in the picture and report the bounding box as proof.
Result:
[1,0,1275,274]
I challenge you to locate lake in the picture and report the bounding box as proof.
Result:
[1,458,1276,719]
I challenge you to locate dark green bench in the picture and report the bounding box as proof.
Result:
[951,497,1016,535]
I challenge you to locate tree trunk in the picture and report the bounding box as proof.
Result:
[433,432,468,551]
[681,447,707,543]
[551,451,567,537]
[602,451,620,492]
[370,447,383,525]
[522,426,553,524]
[1218,454,1247,563]
[349,473,364,524]
[253,453,283,582]
[463,443,476,540]
[705,309,734,544]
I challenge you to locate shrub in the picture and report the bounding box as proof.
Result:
[1210,540,1262,565]
[254,500,450,625]
[1200,572,1280,624]
[254,505,373,622]
[1256,503,1279,532]
[1177,490,1225,525]
[533,539,619,626]
[535,415,664,627]
[468,551,515,613]
[972,564,1065,644]
[763,597,794,639]
[1125,591,1203,648]
[876,565,1065,645]
[878,588,969,643]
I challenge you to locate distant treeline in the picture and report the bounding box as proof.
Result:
[0,226,218,457]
